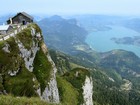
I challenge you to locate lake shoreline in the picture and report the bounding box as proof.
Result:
[85,25,140,57]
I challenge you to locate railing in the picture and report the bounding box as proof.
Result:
[0,25,27,42]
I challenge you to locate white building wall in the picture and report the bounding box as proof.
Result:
[0,30,7,35]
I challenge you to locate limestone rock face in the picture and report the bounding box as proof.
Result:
[17,26,60,103]
[2,43,10,53]
[16,27,40,72]
[82,76,93,105]
[37,44,60,103]
[41,68,60,103]
[16,39,39,72]
[0,24,60,104]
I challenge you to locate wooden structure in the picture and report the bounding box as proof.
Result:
[7,12,33,25]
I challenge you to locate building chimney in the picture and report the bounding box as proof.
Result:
[10,18,12,24]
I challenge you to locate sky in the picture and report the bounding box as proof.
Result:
[1,0,140,16]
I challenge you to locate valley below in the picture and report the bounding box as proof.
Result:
[38,15,140,105]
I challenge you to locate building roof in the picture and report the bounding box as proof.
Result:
[0,25,10,31]
[20,12,33,20]
[7,12,33,22]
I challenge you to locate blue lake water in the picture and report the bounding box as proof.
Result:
[85,26,140,57]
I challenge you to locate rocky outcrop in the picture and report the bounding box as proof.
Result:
[16,27,40,72]
[0,24,60,104]
[37,43,60,103]
[8,69,20,76]
[2,43,10,53]
[16,27,60,103]
[16,39,39,72]
[82,76,93,105]
[41,69,60,103]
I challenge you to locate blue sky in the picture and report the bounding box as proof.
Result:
[1,0,140,15]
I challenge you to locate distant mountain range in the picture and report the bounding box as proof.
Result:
[38,15,91,54]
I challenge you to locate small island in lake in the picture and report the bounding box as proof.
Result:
[111,36,140,47]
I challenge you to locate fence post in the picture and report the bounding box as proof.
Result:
[2,36,4,41]
[15,30,17,34]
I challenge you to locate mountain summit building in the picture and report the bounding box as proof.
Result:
[0,12,33,35]
[7,12,33,25]
[0,25,13,35]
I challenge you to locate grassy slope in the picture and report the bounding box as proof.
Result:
[33,48,52,94]
[0,24,51,98]
[0,95,54,105]
[62,68,90,105]
[0,37,37,96]
[57,76,79,105]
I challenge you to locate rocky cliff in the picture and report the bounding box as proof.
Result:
[82,76,93,105]
[0,24,60,103]
[0,23,93,105]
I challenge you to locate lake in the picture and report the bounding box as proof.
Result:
[85,26,140,57]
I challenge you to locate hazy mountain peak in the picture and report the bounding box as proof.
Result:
[49,15,64,21]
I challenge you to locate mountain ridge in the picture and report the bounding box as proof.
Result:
[0,23,93,105]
